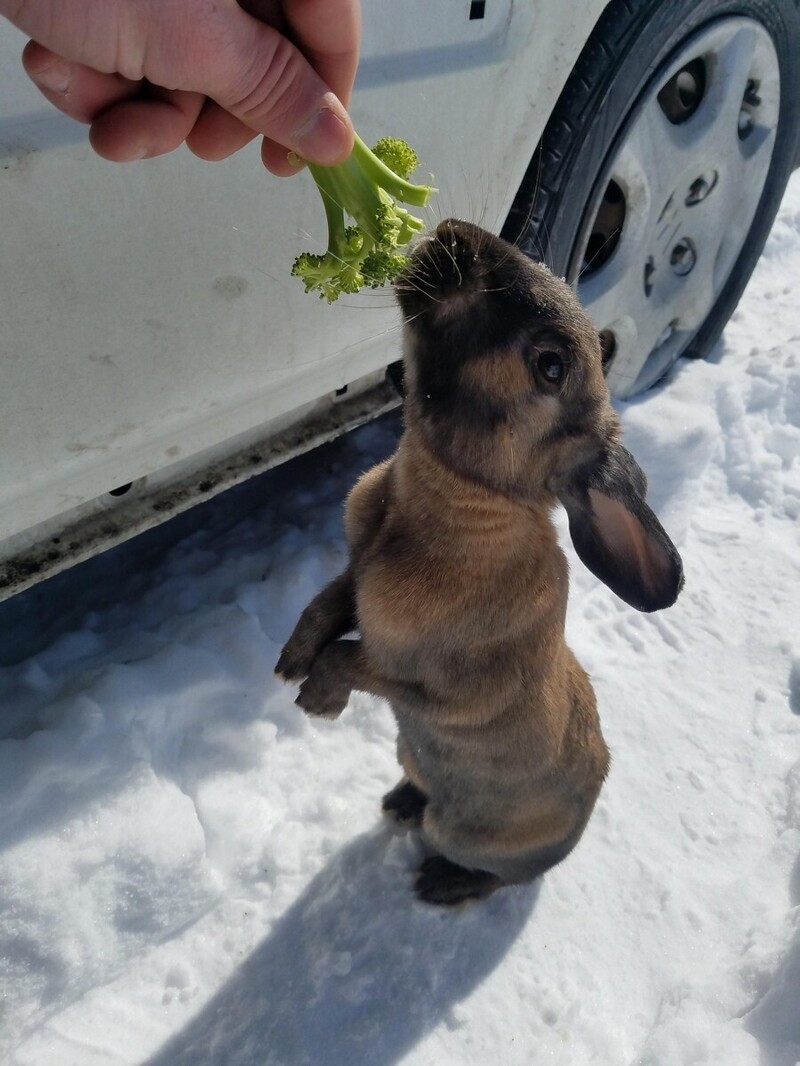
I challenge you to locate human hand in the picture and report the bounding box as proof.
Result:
[0,0,360,174]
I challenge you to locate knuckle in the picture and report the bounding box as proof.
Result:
[228,36,311,133]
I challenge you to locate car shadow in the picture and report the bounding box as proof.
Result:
[144,824,538,1066]
[0,110,86,161]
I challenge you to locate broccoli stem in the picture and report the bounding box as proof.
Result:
[308,156,384,247]
[317,176,358,267]
[349,135,432,207]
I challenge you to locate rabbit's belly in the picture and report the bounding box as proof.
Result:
[394,706,546,807]
[397,711,600,880]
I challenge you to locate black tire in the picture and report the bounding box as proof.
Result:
[502,0,800,396]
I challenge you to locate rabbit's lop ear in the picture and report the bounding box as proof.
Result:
[557,443,684,612]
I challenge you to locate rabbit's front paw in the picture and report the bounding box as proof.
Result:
[294,645,352,719]
[275,633,317,683]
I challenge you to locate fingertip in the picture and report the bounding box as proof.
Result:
[89,97,201,161]
[21,39,58,77]
[260,96,353,175]
[185,102,258,161]
[290,94,354,166]
[89,116,148,161]
[22,41,75,101]
[261,137,307,177]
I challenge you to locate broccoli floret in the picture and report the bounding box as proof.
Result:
[371,137,420,180]
[292,134,436,302]
[361,247,411,289]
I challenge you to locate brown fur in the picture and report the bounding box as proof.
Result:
[276,220,683,904]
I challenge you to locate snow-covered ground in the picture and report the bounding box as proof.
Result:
[2,175,799,1066]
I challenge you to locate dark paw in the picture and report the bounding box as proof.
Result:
[295,676,350,719]
[414,856,502,906]
[382,780,428,829]
[275,638,316,683]
[284,640,355,719]
[294,646,351,719]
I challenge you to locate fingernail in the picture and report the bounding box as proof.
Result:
[32,57,73,95]
[293,93,352,166]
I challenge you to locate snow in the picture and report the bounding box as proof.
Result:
[1,174,799,1066]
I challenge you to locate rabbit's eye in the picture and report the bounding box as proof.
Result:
[536,350,566,384]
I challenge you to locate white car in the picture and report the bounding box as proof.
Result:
[2,0,798,600]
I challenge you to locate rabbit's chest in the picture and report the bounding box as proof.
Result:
[355,552,461,647]
[355,547,534,661]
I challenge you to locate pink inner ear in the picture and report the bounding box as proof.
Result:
[588,489,670,594]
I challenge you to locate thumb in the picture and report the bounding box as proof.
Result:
[200,8,354,166]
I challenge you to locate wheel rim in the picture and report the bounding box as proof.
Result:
[574,17,781,398]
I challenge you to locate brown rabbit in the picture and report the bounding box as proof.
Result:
[276,219,684,906]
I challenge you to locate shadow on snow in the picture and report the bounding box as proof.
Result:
[145,824,538,1066]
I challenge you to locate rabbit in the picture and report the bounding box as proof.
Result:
[276,219,684,906]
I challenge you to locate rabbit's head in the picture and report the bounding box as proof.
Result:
[396,219,683,612]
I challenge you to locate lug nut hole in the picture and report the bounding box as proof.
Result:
[739,77,762,140]
[582,178,626,277]
[658,58,706,124]
[670,238,697,276]
[644,256,656,297]
[686,170,718,206]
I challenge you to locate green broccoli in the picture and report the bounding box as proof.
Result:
[292,134,436,302]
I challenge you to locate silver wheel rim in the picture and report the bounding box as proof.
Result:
[575,17,781,398]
